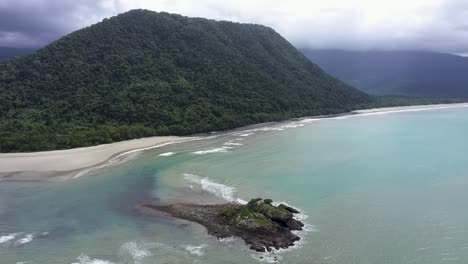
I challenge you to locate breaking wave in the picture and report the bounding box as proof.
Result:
[159,152,175,157]
[0,232,21,244]
[71,255,115,264]
[120,241,152,264]
[192,146,233,155]
[183,173,246,204]
[184,244,206,256]
[223,141,243,146]
[73,139,196,179]
[15,233,34,245]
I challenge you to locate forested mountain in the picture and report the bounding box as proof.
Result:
[0,9,371,152]
[0,47,36,61]
[301,49,468,98]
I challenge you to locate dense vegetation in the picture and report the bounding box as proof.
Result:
[301,49,468,97]
[0,47,36,61]
[0,10,372,152]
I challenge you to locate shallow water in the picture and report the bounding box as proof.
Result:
[1,107,468,263]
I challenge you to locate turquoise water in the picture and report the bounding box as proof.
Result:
[1,107,468,263]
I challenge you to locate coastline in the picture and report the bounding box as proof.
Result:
[0,136,195,180]
[1,102,468,180]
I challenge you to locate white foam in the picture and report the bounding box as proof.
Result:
[299,118,320,123]
[240,122,306,134]
[223,141,243,146]
[184,244,206,256]
[73,139,198,179]
[73,152,141,179]
[272,201,310,223]
[250,251,284,263]
[120,241,151,264]
[218,236,237,243]
[192,146,232,155]
[0,232,21,244]
[71,255,115,264]
[15,233,34,245]
[159,152,175,157]
[183,173,243,203]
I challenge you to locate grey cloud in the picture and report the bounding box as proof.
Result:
[1,0,468,55]
[0,0,121,47]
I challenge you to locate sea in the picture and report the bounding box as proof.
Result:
[1,106,468,264]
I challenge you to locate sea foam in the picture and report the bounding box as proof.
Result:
[0,232,21,244]
[184,244,206,256]
[159,152,175,156]
[192,146,232,155]
[71,255,115,264]
[223,141,243,146]
[73,140,193,179]
[183,173,245,203]
[120,241,152,264]
[15,233,34,245]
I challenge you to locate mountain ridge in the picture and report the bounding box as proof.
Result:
[301,49,468,97]
[0,9,371,152]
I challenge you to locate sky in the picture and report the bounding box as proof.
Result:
[1,0,468,55]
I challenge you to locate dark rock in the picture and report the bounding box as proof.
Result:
[142,199,305,252]
[279,204,300,214]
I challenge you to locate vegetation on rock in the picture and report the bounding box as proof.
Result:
[144,198,304,252]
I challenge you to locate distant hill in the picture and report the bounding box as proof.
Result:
[0,10,371,152]
[301,49,468,98]
[0,47,36,61]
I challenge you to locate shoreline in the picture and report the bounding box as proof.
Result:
[0,136,196,180]
[1,102,468,180]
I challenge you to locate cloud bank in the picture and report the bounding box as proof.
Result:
[1,0,468,55]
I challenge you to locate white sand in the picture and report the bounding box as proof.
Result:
[1,102,468,177]
[0,136,193,173]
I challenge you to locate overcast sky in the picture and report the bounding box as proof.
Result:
[1,0,468,55]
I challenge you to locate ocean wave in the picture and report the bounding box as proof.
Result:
[73,140,195,179]
[0,232,22,244]
[15,233,34,245]
[192,146,232,155]
[299,118,320,123]
[272,201,310,223]
[120,241,152,264]
[223,141,243,146]
[232,122,307,139]
[184,244,206,256]
[183,173,245,203]
[159,152,175,157]
[71,255,115,264]
[73,152,141,179]
[218,236,238,243]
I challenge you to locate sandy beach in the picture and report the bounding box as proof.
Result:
[0,136,194,179]
[1,102,468,180]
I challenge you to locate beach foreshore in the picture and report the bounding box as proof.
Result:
[0,136,195,180]
[1,102,468,180]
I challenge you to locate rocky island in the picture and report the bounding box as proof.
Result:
[143,198,304,252]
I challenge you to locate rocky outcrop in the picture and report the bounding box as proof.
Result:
[142,198,305,252]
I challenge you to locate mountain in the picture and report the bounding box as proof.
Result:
[301,49,468,98]
[0,9,371,152]
[0,47,36,61]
